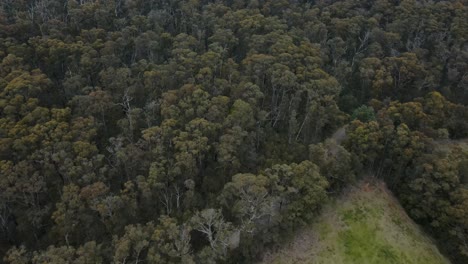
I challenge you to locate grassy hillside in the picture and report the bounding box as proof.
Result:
[261,180,450,264]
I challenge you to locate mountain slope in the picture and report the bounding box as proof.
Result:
[261,180,450,264]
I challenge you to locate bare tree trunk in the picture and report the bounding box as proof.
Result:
[120,88,134,142]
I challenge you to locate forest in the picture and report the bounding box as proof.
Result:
[0,0,467,263]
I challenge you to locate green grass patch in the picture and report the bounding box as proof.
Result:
[261,181,450,264]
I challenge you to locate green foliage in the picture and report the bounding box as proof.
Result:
[351,105,376,123]
[310,139,356,190]
[1,0,467,263]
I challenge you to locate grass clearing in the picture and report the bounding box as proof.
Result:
[260,180,450,264]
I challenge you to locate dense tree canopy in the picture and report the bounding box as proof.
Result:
[1,0,467,263]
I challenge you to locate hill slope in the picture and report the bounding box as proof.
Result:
[261,180,450,264]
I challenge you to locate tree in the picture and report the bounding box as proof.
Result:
[309,139,356,190]
[190,209,235,262]
[113,223,153,264]
[147,216,193,264]
[351,105,376,122]
[219,173,273,233]
[265,161,328,226]
[345,120,384,169]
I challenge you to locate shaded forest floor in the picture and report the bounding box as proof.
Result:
[260,180,450,264]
